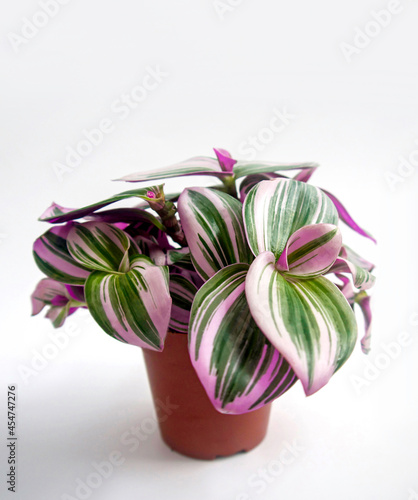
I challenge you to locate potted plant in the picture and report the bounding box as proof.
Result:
[31,148,376,459]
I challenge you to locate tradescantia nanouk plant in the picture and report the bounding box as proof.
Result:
[31,148,376,414]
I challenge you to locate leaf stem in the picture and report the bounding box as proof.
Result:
[221,175,238,198]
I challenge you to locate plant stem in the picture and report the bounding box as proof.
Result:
[221,175,238,198]
[153,200,187,247]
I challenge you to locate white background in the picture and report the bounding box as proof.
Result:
[1,1,418,499]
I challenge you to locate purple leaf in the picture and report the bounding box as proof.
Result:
[213,148,237,173]
[322,189,376,243]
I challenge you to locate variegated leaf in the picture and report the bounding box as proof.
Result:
[169,274,197,333]
[67,222,131,273]
[85,255,171,351]
[293,166,318,182]
[357,293,372,354]
[340,245,374,272]
[134,236,190,267]
[31,278,71,316]
[233,161,318,179]
[336,275,373,354]
[85,208,165,231]
[177,187,253,280]
[239,167,318,203]
[125,220,171,250]
[243,178,338,259]
[31,278,85,328]
[33,224,91,285]
[118,156,229,182]
[276,224,342,279]
[45,302,76,328]
[239,173,282,202]
[169,266,204,290]
[321,189,376,243]
[189,264,297,413]
[328,257,375,290]
[39,186,166,224]
[246,252,357,396]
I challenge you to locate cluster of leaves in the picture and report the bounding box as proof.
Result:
[31,148,375,414]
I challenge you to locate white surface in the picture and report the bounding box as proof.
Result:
[1,1,418,499]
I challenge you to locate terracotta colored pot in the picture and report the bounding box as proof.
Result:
[142,331,272,460]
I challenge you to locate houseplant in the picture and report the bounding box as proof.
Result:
[31,148,376,459]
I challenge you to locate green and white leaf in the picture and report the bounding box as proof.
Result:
[67,222,131,273]
[33,225,91,285]
[189,264,297,413]
[246,252,357,396]
[233,161,318,179]
[243,178,338,259]
[169,274,197,333]
[85,255,171,351]
[177,187,253,280]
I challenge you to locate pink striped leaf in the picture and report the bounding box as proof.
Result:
[233,161,318,179]
[31,278,85,328]
[336,275,373,354]
[189,263,297,414]
[276,223,342,279]
[357,293,372,354]
[328,257,375,290]
[85,208,165,231]
[246,252,357,396]
[243,178,338,259]
[340,245,375,272]
[85,255,171,351]
[33,224,91,285]
[67,222,132,273]
[169,274,198,333]
[117,156,228,183]
[239,167,318,203]
[39,186,166,224]
[239,173,282,202]
[177,187,253,280]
